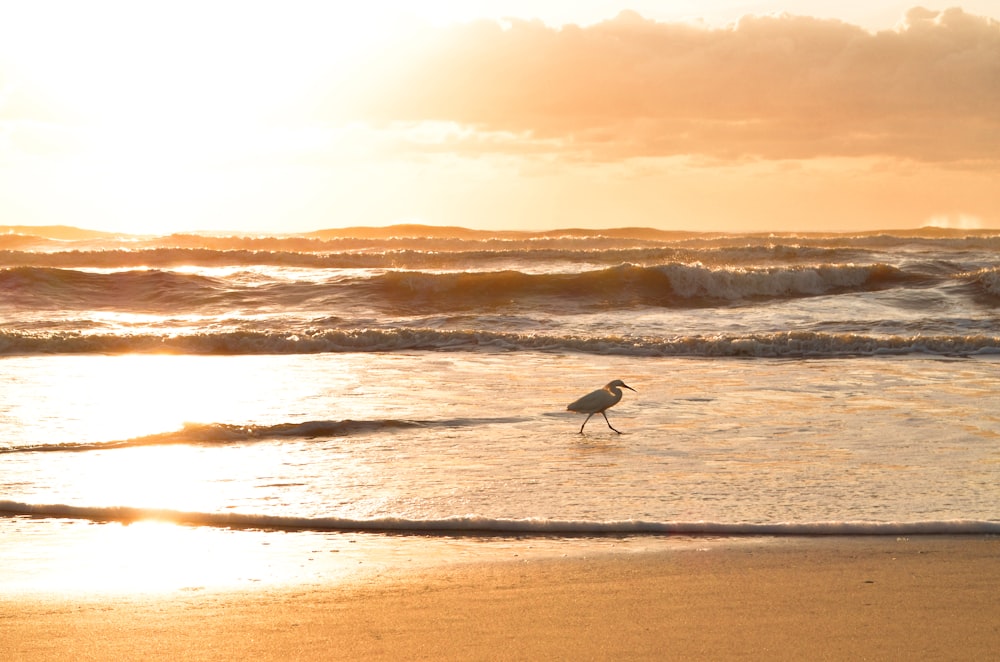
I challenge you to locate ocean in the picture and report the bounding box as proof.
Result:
[2,225,998,595]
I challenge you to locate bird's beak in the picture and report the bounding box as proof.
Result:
[625,385,636,391]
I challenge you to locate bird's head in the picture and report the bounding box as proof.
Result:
[608,379,636,392]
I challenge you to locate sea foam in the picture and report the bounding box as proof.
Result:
[2,328,998,358]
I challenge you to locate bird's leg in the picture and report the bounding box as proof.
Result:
[602,411,622,434]
[579,413,594,434]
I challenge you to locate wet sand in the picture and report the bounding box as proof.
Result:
[2,536,998,661]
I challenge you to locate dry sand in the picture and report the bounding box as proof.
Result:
[2,536,998,661]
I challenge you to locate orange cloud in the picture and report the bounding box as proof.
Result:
[330,7,999,165]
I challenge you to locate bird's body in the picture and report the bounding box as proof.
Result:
[567,379,636,434]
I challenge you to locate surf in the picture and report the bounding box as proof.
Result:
[3,500,999,536]
[2,327,998,358]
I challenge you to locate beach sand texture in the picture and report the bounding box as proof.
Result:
[3,536,998,661]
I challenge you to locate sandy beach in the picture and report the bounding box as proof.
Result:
[2,536,998,661]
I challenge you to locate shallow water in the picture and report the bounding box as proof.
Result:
[2,227,999,595]
[4,352,999,523]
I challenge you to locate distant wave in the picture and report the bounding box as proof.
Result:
[4,225,1000,254]
[0,233,674,255]
[2,328,997,358]
[0,266,228,311]
[0,244,879,270]
[2,500,998,536]
[0,256,1000,322]
[0,417,525,454]
[0,262,921,314]
[358,263,912,310]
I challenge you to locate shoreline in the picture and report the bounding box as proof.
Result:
[3,535,998,660]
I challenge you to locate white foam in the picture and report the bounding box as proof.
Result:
[3,328,999,358]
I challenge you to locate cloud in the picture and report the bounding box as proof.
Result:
[326,7,1000,164]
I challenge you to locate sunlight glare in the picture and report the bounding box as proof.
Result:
[22,354,286,448]
[2,2,409,234]
[5,520,319,595]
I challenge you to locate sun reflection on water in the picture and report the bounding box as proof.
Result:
[1,353,397,595]
[72,445,246,512]
[2,516,723,597]
[4,353,374,448]
[1,519,343,595]
[53,354,270,443]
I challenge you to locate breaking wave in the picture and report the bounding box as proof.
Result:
[2,500,998,536]
[0,262,917,313]
[965,266,1000,298]
[2,328,997,357]
[0,244,880,270]
[0,266,227,311]
[360,263,910,310]
[0,417,525,454]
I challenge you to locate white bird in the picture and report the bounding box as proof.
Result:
[567,379,636,434]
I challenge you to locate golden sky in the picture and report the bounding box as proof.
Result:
[1,1,997,234]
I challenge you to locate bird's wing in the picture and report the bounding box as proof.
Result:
[567,389,609,412]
